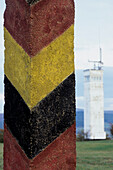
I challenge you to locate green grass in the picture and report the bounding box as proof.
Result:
[76,140,113,170]
[0,143,3,170]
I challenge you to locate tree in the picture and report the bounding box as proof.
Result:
[110,123,113,138]
[77,129,89,141]
[0,129,4,143]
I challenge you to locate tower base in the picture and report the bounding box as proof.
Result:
[86,132,106,140]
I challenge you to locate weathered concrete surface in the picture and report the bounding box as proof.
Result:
[4,0,76,169]
[4,25,74,109]
[4,74,75,158]
[4,123,76,170]
[4,0,74,56]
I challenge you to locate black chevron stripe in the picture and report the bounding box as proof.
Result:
[4,73,75,159]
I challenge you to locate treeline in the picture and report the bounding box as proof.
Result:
[0,129,4,143]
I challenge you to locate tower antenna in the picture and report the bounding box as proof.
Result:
[88,48,103,70]
[100,47,102,62]
[88,28,103,70]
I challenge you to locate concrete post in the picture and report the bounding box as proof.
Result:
[4,0,76,169]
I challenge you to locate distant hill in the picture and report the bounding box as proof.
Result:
[76,109,113,136]
[1,110,113,136]
[0,114,4,129]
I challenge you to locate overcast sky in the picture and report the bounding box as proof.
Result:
[75,0,113,69]
[74,0,113,110]
[0,1,5,113]
[0,0,113,112]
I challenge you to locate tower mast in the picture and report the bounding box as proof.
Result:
[88,48,103,70]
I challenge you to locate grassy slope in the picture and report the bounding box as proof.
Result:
[76,140,113,170]
[0,143,3,170]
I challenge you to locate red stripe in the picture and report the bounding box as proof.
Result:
[32,123,76,170]
[4,0,74,57]
[4,124,30,170]
[4,123,76,169]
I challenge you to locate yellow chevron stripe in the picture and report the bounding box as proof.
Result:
[4,25,74,109]
[4,28,31,107]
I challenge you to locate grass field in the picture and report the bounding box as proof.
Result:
[0,141,113,169]
[76,140,113,170]
[0,143,3,170]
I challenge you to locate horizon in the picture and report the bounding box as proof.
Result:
[1,109,113,114]
[76,108,113,112]
[1,0,113,112]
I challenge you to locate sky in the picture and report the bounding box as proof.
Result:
[75,0,113,110]
[0,1,5,113]
[75,0,113,69]
[0,0,113,112]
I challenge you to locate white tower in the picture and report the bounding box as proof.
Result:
[84,48,106,139]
